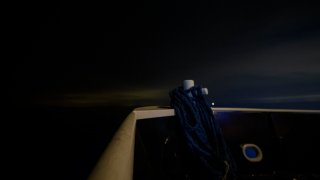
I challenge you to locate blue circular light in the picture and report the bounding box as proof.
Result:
[245,147,257,158]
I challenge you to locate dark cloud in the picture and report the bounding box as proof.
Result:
[12,0,320,109]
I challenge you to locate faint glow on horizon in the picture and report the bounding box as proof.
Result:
[240,94,320,103]
[39,88,170,107]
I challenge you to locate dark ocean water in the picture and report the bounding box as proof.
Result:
[10,105,133,180]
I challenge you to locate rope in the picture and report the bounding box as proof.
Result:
[170,85,237,179]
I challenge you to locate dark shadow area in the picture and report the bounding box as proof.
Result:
[9,105,132,180]
[134,112,320,180]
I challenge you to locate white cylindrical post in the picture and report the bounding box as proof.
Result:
[201,88,208,95]
[183,80,194,90]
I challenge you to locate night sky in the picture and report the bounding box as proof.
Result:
[13,1,320,108]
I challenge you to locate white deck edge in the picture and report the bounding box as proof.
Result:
[88,112,136,180]
[88,106,320,180]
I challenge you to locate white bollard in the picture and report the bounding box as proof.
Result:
[201,88,208,95]
[183,80,194,97]
[183,80,194,90]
